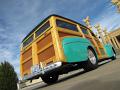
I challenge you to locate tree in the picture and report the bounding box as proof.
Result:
[0,61,18,90]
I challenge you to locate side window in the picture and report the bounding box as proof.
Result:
[35,21,50,37]
[56,19,78,32]
[81,28,88,34]
[23,35,33,47]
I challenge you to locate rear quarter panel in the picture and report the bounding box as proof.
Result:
[62,37,94,63]
[104,43,114,58]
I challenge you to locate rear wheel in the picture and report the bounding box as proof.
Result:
[83,48,98,71]
[41,74,59,84]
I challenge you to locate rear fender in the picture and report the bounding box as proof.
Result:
[104,43,115,58]
[62,37,94,63]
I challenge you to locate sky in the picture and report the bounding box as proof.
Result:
[0,0,120,77]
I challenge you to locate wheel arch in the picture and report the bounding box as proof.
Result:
[87,46,98,61]
[104,44,116,58]
[62,37,93,63]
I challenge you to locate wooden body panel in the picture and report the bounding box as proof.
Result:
[36,33,55,65]
[21,46,33,76]
[22,48,32,61]
[22,59,32,73]
[37,33,52,50]
[37,45,55,62]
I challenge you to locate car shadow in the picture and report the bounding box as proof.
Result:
[33,70,86,90]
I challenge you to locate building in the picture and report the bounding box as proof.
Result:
[109,28,120,50]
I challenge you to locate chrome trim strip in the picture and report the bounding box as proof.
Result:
[23,62,62,81]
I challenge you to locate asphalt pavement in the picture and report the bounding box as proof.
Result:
[22,55,120,90]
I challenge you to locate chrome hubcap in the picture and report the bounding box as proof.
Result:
[88,50,96,64]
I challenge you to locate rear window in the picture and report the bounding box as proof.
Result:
[56,19,78,32]
[23,35,33,47]
[35,21,50,37]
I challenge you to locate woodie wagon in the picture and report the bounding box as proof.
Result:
[20,15,116,84]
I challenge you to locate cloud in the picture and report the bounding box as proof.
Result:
[0,0,55,77]
[91,5,120,31]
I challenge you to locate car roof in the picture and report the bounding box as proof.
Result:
[22,14,88,42]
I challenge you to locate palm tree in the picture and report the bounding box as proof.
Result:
[111,0,120,12]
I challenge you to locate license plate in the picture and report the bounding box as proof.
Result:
[31,65,41,74]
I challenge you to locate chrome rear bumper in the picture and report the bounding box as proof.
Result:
[22,62,62,81]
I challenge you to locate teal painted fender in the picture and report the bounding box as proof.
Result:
[62,37,95,63]
[104,43,114,58]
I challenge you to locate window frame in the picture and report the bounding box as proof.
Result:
[81,27,89,35]
[35,21,50,38]
[56,19,78,32]
[22,34,34,47]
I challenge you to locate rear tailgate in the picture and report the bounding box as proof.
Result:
[36,33,55,65]
[21,32,56,77]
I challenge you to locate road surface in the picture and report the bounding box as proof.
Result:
[22,55,120,90]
